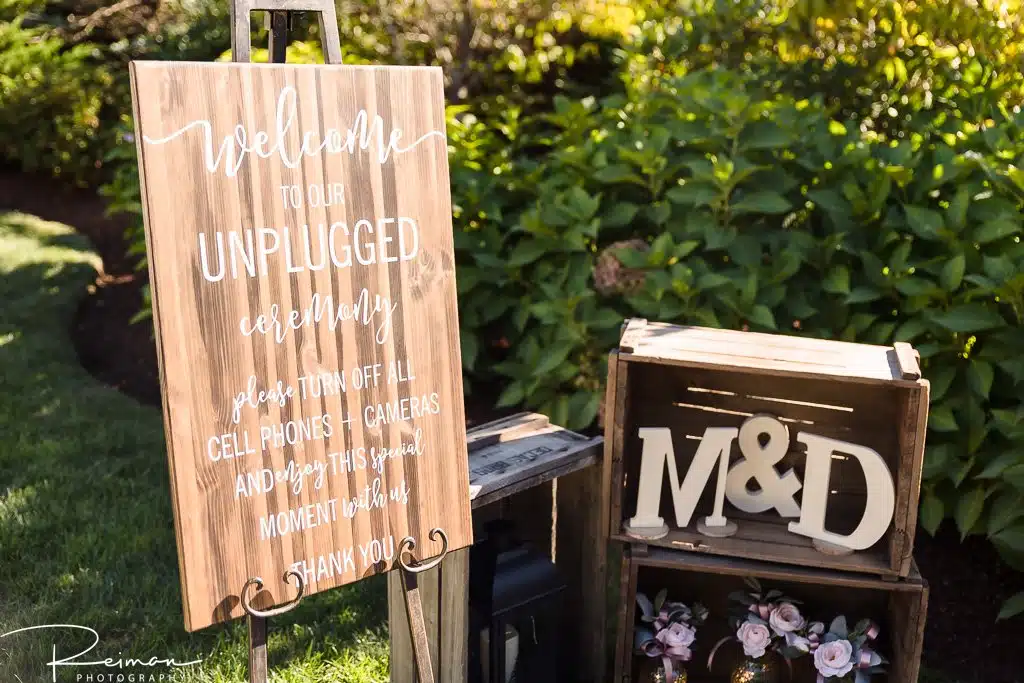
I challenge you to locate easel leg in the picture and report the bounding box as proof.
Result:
[400,569,436,683]
[248,614,268,683]
[267,10,289,63]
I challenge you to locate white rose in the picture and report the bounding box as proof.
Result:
[737,622,772,659]
[814,639,854,678]
[769,602,806,637]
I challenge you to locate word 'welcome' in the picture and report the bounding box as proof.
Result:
[141,86,446,177]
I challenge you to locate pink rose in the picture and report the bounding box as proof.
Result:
[814,639,854,678]
[656,622,696,661]
[769,603,806,637]
[737,622,772,658]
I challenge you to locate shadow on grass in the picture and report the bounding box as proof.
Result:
[0,212,388,682]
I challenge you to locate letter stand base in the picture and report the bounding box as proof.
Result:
[812,538,855,556]
[622,520,670,540]
[696,517,737,538]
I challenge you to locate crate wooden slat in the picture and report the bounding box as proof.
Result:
[612,547,928,683]
[467,412,602,508]
[618,320,923,385]
[388,413,606,683]
[606,319,930,578]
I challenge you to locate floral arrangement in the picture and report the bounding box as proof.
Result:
[634,589,709,682]
[811,616,887,683]
[708,577,817,669]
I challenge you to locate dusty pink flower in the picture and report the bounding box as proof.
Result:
[657,622,696,661]
[737,622,772,658]
[769,603,806,637]
[814,639,854,678]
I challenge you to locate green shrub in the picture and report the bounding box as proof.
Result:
[462,67,1024,597]
[0,20,116,182]
[98,0,1024,616]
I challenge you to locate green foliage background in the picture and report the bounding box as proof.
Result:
[4,0,1024,615]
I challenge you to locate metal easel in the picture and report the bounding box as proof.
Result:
[228,4,451,680]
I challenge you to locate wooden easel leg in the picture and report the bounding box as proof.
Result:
[267,10,289,63]
[400,569,436,683]
[248,614,268,683]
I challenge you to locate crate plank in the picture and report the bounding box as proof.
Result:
[557,459,610,682]
[611,519,890,575]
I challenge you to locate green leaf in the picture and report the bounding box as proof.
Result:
[675,241,700,259]
[747,305,777,330]
[955,486,986,540]
[666,183,718,207]
[731,191,792,215]
[929,404,958,432]
[928,364,957,403]
[975,218,1020,245]
[952,456,976,487]
[978,452,1022,479]
[594,164,644,185]
[460,334,479,371]
[946,186,970,231]
[650,232,674,264]
[894,317,929,342]
[933,304,1007,333]
[997,592,1024,621]
[940,254,966,291]
[823,266,851,295]
[534,341,574,376]
[646,202,672,226]
[739,120,790,150]
[894,277,937,298]
[698,273,732,289]
[967,360,994,398]
[993,526,1024,555]
[603,202,640,228]
[508,239,549,267]
[567,390,601,429]
[919,493,944,536]
[903,205,944,239]
[846,287,883,304]
[588,308,624,330]
[1004,464,1024,492]
[496,382,524,408]
[923,443,956,479]
[988,493,1024,536]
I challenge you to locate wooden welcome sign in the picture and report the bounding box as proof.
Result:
[130,61,472,631]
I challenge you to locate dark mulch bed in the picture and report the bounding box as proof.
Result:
[2,168,1023,683]
[0,167,162,406]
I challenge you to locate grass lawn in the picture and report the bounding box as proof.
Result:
[0,211,389,682]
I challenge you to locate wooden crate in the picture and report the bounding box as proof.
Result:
[612,546,929,683]
[603,319,930,578]
[388,413,608,683]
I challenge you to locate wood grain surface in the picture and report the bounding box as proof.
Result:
[130,61,472,631]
